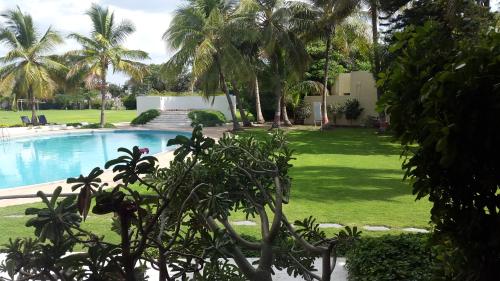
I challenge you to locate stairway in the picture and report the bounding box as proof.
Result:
[145,110,192,128]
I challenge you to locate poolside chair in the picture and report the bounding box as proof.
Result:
[20,116,32,126]
[313,102,323,128]
[38,115,49,125]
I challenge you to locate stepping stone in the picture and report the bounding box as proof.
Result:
[319,223,344,228]
[402,227,429,233]
[232,220,257,226]
[363,225,391,231]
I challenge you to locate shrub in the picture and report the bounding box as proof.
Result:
[327,103,345,125]
[343,99,363,124]
[188,110,226,127]
[346,234,434,281]
[123,94,137,110]
[66,122,82,127]
[293,101,312,125]
[130,109,160,125]
[378,4,499,278]
[81,123,116,129]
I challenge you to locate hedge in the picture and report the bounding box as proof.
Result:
[188,110,226,127]
[131,109,160,125]
[346,234,434,281]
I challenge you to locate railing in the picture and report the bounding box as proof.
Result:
[0,127,10,142]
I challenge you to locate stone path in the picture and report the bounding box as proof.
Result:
[232,220,429,233]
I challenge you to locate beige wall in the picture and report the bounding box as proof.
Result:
[333,73,351,96]
[304,71,378,126]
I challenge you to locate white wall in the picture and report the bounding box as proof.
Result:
[137,95,237,120]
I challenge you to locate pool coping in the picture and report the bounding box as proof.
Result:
[0,124,231,206]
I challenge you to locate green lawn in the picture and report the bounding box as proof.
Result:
[233,127,431,228]
[0,109,136,126]
[0,127,431,244]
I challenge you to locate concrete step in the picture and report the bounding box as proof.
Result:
[145,110,192,127]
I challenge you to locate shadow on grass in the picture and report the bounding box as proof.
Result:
[290,165,411,203]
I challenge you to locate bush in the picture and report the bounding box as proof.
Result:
[81,123,116,129]
[343,99,363,124]
[123,94,137,110]
[293,101,312,125]
[378,4,499,278]
[327,103,345,125]
[346,234,434,281]
[188,110,226,127]
[130,109,160,125]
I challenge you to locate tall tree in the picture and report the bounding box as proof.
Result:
[0,7,66,125]
[67,4,149,127]
[295,0,360,126]
[164,0,248,131]
[240,0,310,128]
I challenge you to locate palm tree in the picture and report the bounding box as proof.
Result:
[0,7,66,125]
[295,0,360,126]
[67,4,149,127]
[240,0,310,128]
[163,0,247,131]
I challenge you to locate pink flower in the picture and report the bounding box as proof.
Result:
[139,147,150,155]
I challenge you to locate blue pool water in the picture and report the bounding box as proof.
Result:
[0,130,189,189]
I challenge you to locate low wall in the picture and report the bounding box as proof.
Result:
[137,95,237,120]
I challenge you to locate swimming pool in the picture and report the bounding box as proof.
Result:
[0,130,189,189]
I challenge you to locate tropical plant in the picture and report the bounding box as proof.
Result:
[239,0,310,128]
[293,0,360,126]
[66,4,149,127]
[1,126,361,281]
[0,7,66,125]
[343,98,363,123]
[327,102,345,125]
[378,1,498,278]
[163,0,247,131]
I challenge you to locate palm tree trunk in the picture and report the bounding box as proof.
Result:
[214,55,240,131]
[100,82,107,128]
[281,95,292,126]
[254,76,265,124]
[271,82,281,129]
[231,80,251,127]
[11,93,17,111]
[30,87,38,125]
[322,33,332,125]
[371,2,381,100]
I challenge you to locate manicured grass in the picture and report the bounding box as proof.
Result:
[0,127,431,244]
[232,127,431,229]
[0,109,136,126]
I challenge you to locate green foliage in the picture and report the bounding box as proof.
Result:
[343,99,363,122]
[2,126,359,281]
[130,109,160,125]
[327,103,345,125]
[293,101,312,125]
[378,1,499,279]
[81,123,116,129]
[122,94,137,110]
[346,234,434,281]
[188,110,226,127]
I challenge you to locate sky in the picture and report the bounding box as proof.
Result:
[0,0,498,85]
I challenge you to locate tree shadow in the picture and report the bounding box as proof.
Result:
[289,165,411,203]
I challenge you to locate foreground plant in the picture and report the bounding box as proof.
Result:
[1,126,359,281]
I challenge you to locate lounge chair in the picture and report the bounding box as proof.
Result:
[38,115,49,125]
[20,116,32,126]
[313,102,323,128]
